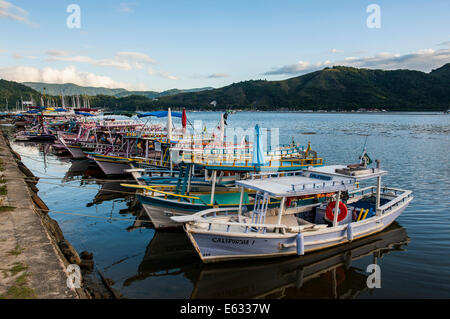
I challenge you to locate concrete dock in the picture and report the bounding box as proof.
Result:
[0,132,79,299]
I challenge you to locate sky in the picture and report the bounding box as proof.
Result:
[0,0,449,92]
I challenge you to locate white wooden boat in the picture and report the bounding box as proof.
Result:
[171,162,413,263]
[190,222,409,298]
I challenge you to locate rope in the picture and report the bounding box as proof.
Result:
[6,176,140,196]
[35,207,152,223]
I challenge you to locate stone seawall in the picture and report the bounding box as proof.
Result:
[0,131,87,299]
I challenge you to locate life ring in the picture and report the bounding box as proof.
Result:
[325,201,348,222]
[286,197,294,207]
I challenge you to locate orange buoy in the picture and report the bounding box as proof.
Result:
[325,201,348,222]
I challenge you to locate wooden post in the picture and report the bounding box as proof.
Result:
[332,268,337,298]
[333,191,341,227]
[276,197,286,228]
[210,170,217,205]
[238,186,244,222]
[145,139,149,159]
[170,150,173,174]
[376,160,381,216]
[186,164,193,194]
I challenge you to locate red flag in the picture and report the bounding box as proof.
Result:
[182,108,187,128]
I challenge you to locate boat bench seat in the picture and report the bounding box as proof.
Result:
[264,215,299,228]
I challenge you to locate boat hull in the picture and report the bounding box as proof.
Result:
[66,145,87,159]
[94,158,131,175]
[185,197,412,263]
[141,202,186,229]
[138,196,255,230]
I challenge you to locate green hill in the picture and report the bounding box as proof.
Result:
[22,82,214,99]
[3,64,450,112]
[23,82,129,97]
[0,79,41,109]
[156,64,450,111]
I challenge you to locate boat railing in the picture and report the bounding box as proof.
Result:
[290,178,356,192]
[249,170,306,180]
[348,186,412,215]
[183,153,323,168]
[172,207,287,233]
[204,220,287,234]
[132,157,171,168]
[139,185,208,204]
[377,188,412,215]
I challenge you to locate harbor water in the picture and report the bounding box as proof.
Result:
[9,112,450,298]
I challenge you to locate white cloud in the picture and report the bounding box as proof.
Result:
[0,65,147,90]
[0,0,36,26]
[436,41,450,47]
[116,51,155,64]
[117,2,137,13]
[264,48,450,75]
[265,60,331,75]
[47,50,70,57]
[46,51,155,71]
[330,48,343,54]
[208,73,230,78]
[334,49,450,71]
[148,68,177,80]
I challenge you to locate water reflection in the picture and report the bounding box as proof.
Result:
[126,222,409,299]
[20,141,411,299]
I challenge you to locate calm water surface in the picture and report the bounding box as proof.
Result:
[10,112,450,298]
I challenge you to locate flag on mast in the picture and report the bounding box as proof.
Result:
[360,149,373,166]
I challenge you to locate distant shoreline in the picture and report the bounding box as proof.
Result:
[184,110,446,115]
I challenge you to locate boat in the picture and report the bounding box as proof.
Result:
[171,161,413,263]
[122,124,324,229]
[190,222,409,298]
[121,222,409,298]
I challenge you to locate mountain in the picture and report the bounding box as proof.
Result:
[22,82,214,99]
[4,64,450,111]
[430,63,450,82]
[23,82,128,97]
[0,79,41,109]
[155,64,450,111]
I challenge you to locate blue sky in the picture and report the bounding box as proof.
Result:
[0,0,449,91]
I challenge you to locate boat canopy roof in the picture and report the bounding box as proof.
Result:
[137,111,182,118]
[306,165,387,181]
[235,164,387,197]
[236,171,356,197]
[75,111,95,117]
[103,111,137,117]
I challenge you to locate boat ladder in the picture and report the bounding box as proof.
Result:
[250,192,269,232]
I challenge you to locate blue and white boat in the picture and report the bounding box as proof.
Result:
[171,162,413,263]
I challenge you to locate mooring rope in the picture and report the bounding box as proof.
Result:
[35,207,152,223]
[6,176,140,196]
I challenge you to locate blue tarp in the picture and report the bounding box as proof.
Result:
[251,124,267,166]
[26,110,40,113]
[75,111,94,117]
[55,108,67,112]
[137,111,182,118]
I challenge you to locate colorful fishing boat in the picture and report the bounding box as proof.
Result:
[122,124,324,229]
[171,161,412,263]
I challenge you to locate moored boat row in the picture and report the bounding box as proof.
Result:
[4,106,413,265]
